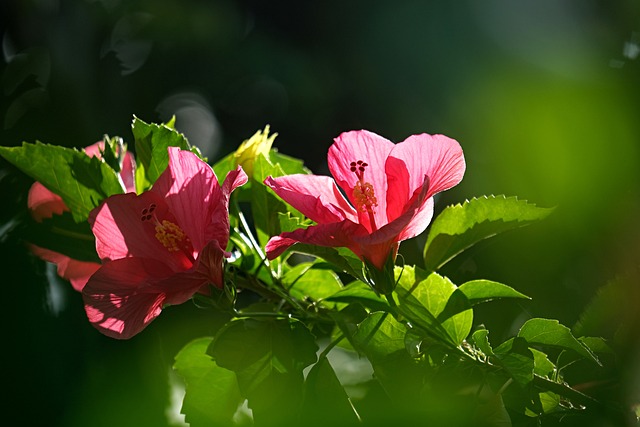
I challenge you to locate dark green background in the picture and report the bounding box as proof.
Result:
[1,1,639,426]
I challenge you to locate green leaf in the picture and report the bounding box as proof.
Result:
[20,212,100,263]
[208,318,318,419]
[326,281,390,312]
[392,265,440,335]
[578,337,614,355]
[228,230,259,272]
[352,312,407,362]
[277,211,309,233]
[100,135,126,174]
[394,266,473,346]
[532,375,603,409]
[518,318,600,365]
[525,392,560,417]
[530,348,556,378]
[494,337,535,387]
[286,244,367,283]
[132,116,192,190]
[471,328,495,357]
[250,153,305,248]
[209,318,318,374]
[212,152,236,185]
[173,337,242,427]
[269,149,310,175]
[212,147,308,187]
[302,358,359,424]
[352,312,423,403]
[0,141,124,221]
[423,195,553,271]
[458,279,530,305]
[282,261,343,307]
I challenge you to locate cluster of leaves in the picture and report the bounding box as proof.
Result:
[0,118,634,427]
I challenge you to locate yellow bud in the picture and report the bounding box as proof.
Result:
[234,125,277,176]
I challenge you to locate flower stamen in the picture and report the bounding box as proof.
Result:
[155,220,188,252]
[350,159,378,231]
[140,204,191,253]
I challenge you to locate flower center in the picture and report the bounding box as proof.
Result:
[350,160,378,231]
[140,204,191,253]
[154,220,188,252]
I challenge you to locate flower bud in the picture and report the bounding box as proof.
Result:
[234,125,277,176]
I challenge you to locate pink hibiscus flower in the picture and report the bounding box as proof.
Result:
[264,130,465,270]
[28,141,136,291]
[82,147,247,339]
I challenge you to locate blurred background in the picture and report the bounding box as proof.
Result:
[1,0,639,426]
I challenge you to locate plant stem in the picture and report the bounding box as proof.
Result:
[317,334,346,361]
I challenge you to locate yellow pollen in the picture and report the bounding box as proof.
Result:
[353,181,377,212]
[155,220,188,252]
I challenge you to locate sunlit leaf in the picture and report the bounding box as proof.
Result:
[518,318,600,365]
[132,116,192,190]
[530,348,555,378]
[423,195,553,271]
[228,230,258,272]
[525,392,560,417]
[212,152,236,186]
[458,280,530,305]
[251,153,305,248]
[471,328,494,357]
[269,149,310,175]
[173,337,242,427]
[353,312,406,362]
[282,261,343,307]
[394,266,472,346]
[99,135,125,174]
[278,211,309,233]
[393,266,448,343]
[0,141,124,221]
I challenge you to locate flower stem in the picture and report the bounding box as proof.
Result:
[384,292,400,316]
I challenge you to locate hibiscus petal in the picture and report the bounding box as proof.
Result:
[396,196,434,242]
[120,151,136,193]
[359,240,400,271]
[265,221,366,260]
[328,130,394,228]
[82,257,175,339]
[27,182,67,221]
[205,167,248,250]
[264,174,357,224]
[29,244,100,291]
[222,166,249,197]
[358,175,433,246]
[89,191,193,271]
[189,239,227,290]
[265,235,299,260]
[386,133,465,221]
[151,147,219,252]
